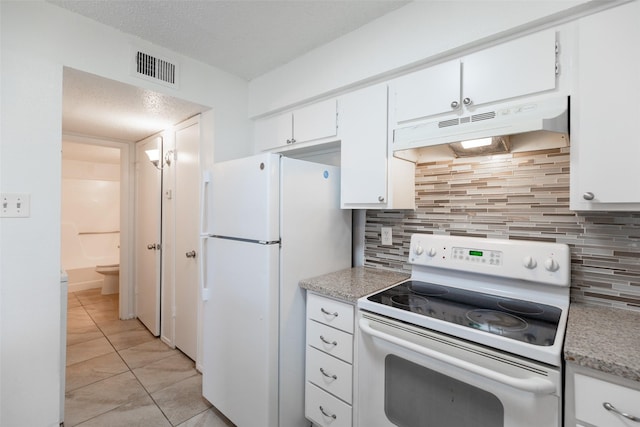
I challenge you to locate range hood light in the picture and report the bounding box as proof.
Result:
[461,138,493,149]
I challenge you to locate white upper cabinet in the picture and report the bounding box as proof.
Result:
[339,84,415,210]
[254,99,338,152]
[570,1,640,210]
[462,30,557,108]
[393,59,461,123]
[391,29,559,125]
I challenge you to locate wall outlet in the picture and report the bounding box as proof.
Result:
[381,227,393,245]
[1,193,30,218]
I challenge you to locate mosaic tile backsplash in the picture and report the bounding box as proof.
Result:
[364,147,640,311]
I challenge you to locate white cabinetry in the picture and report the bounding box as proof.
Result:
[391,29,558,126]
[566,362,640,427]
[254,99,338,153]
[339,84,415,209]
[305,292,355,427]
[570,1,640,210]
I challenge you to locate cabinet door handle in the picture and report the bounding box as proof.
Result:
[320,367,337,380]
[286,139,292,144]
[450,100,459,109]
[319,335,337,347]
[185,250,197,258]
[320,308,338,317]
[603,402,640,422]
[319,406,337,420]
[378,195,385,202]
[583,192,595,201]
[463,97,472,106]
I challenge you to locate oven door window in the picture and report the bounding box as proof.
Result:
[385,354,504,427]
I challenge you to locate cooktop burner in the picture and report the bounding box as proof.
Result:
[365,280,562,346]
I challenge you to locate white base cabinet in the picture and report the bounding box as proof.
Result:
[565,362,640,427]
[305,292,355,427]
[570,1,640,210]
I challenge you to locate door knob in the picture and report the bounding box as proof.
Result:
[583,192,595,200]
[147,243,156,250]
[450,100,459,109]
[185,250,197,258]
[463,97,472,106]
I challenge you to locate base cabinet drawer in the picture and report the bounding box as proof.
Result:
[574,373,640,427]
[307,319,353,363]
[305,382,352,427]
[307,293,354,333]
[306,347,353,404]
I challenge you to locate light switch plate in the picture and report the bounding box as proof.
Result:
[1,193,30,217]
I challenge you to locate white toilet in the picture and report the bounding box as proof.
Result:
[95,264,119,295]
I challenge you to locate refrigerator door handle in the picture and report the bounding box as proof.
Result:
[208,235,281,245]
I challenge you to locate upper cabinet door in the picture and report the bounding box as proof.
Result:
[254,113,293,152]
[391,59,461,123]
[462,30,557,108]
[570,1,640,209]
[293,98,337,144]
[340,84,389,206]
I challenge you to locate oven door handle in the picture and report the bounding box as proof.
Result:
[359,318,557,395]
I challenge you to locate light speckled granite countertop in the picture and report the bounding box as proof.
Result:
[299,266,410,304]
[564,303,640,383]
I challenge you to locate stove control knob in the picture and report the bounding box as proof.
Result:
[414,245,424,256]
[544,258,560,272]
[522,256,537,269]
[427,247,437,257]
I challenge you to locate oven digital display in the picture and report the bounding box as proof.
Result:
[469,250,483,257]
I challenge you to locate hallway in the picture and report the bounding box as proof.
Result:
[65,288,235,426]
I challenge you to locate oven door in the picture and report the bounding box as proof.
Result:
[356,312,561,427]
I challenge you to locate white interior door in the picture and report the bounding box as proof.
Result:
[135,136,162,336]
[174,120,200,360]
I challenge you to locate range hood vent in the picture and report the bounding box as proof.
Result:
[393,97,568,154]
[132,50,179,88]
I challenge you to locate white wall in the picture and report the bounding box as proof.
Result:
[248,0,593,117]
[0,2,251,425]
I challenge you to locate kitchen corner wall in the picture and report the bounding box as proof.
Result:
[365,147,640,311]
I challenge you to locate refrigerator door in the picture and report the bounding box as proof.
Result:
[209,153,280,241]
[202,237,279,427]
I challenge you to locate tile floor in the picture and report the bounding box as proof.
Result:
[65,288,235,427]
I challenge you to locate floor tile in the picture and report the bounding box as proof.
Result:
[73,394,172,427]
[98,317,146,336]
[66,352,129,391]
[177,408,236,427]
[119,339,179,369]
[133,352,198,393]
[67,322,104,346]
[152,374,212,426]
[107,327,156,351]
[66,337,115,366]
[64,371,148,426]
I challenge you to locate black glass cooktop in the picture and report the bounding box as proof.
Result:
[366,280,562,346]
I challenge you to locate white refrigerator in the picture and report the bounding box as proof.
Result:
[202,153,352,427]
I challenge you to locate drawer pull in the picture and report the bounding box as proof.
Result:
[319,335,337,347]
[319,405,337,420]
[320,308,339,317]
[320,367,337,380]
[603,402,640,422]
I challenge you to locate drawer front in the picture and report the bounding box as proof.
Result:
[306,347,353,404]
[307,319,353,363]
[575,373,640,427]
[305,382,352,427]
[307,293,354,333]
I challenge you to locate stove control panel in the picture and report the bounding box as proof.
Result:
[409,234,571,287]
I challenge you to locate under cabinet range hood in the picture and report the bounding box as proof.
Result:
[392,96,569,158]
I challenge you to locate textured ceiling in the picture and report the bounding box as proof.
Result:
[49,0,410,80]
[63,68,208,142]
[53,1,409,143]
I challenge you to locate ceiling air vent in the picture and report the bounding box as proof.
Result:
[132,50,179,88]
